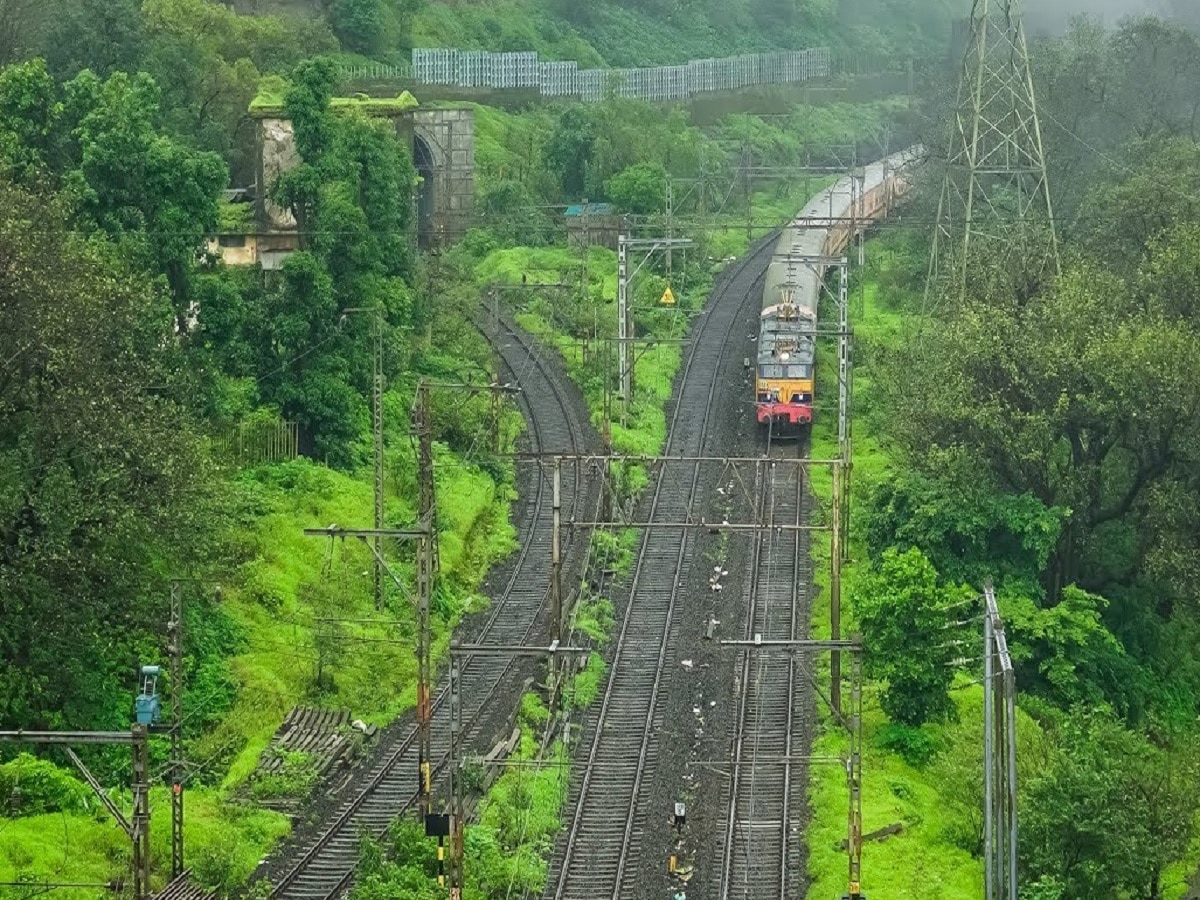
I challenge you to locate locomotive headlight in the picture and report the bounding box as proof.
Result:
[779,352,791,361]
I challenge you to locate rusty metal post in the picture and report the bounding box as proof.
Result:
[168,582,184,878]
[831,462,843,715]
[414,379,435,818]
[847,643,863,899]
[131,725,150,900]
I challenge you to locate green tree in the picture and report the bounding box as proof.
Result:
[1075,138,1200,275]
[863,467,1064,593]
[604,162,667,215]
[64,69,227,323]
[261,251,362,466]
[0,58,61,179]
[0,178,215,733]
[43,0,144,78]
[0,0,44,66]
[327,0,385,55]
[1022,714,1200,899]
[543,106,596,199]
[262,58,418,463]
[882,263,1200,605]
[854,547,969,726]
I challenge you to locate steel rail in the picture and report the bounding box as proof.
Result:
[269,313,593,900]
[550,233,783,900]
[719,428,808,899]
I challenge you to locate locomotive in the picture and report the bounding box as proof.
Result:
[755,153,912,429]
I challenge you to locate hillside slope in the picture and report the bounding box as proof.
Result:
[233,0,967,66]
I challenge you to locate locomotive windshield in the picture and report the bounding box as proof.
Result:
[759,364,811,379]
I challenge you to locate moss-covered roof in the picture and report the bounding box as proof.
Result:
[250,83,420,117]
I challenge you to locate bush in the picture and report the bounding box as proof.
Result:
[249,749,320,800]
[0,754,91,815]
[876,723,941,767]
[854,547,969,727]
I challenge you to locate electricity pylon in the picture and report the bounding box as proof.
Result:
[926,0,1059,307]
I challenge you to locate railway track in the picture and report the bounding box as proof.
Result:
[266,314,595,900]
[547,235,781,900]
[718,431,811,900]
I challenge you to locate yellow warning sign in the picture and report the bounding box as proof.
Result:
[660,286,676,305]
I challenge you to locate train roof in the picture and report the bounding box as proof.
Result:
[758,313,815,367]
[761,149,918,321]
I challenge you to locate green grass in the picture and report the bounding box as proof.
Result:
[406,0,965,68]
[411,1,606,66]
[0,389,517,898]
[250,79,420,114]
[0,789,289,897]
[211,435,515,788]
[804,239,957,898]
[0,427,519,892]
[808,692,983,899]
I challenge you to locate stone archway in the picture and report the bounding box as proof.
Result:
[254,107,475,248]
[409,109,475,247]
[412,132,437,249]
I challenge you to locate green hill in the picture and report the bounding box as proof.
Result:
[233,0,967,67]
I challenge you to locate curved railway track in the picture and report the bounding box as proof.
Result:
[267,313,596,900]
[718,430,811,900]
[547,234,782,900]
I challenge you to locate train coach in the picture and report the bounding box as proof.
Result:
[755,152,913,430]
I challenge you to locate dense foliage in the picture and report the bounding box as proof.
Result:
[850,14,1200,899]
[3,0,1197,895]
[0,179,219,730]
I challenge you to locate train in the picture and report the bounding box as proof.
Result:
[755,152,913,429]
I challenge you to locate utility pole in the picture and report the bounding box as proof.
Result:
[168,581,184,879]
[0,728,156,900]
[666,175,675,282]
[549,458,563,698]
[582,198,590,317]
[490,371,502,454]
[414,378,436,819]
[837,256,852,560]
[303,525,431,816]
[744,131,754,241]
[984,581,1019,900]
[617,229,631,430]
[845,644,864,900]
[927,0,1059,307]
[615,233,694,428]
[373,308,385,610]
[831,464,843,715]
[446,651,464,899]
[445,641,590,896]
[132,724,150,900]
[345,305,388,610]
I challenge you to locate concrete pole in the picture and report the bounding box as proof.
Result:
[847,644,864,899]
[838,259,852,560]
[831,463,842,715]
[373,309,385,610]
[448,654,464,899]
[550,457,563,697]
